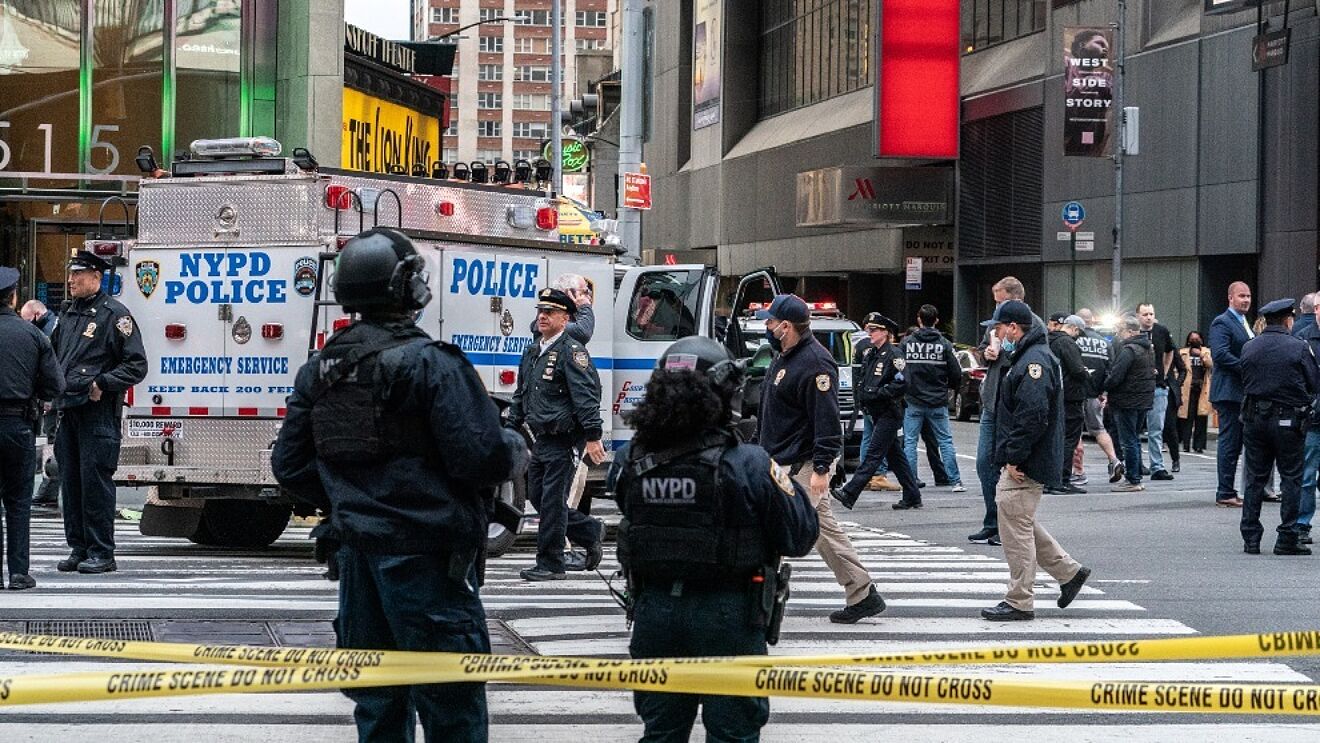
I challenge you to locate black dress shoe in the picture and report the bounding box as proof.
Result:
[7,575,35,590]
[830,487,859,510]
[891,500,922,510]
[77,557,117,574]
[57,553,86,572]
[981,601,1034,621]
[917,481,928,488]
[1302,532,1314,545]
[1057,566,1091,609]
[1171,461,1180,473]
[1151,470,1174,481]
[1244,543,1260,555]
[520,567,567,581]
[565,540,605,572]
[829,585,886,624]
[1141,465,1151,476]
[1274,542,1312,556]
[968,528,997,544]
[1263,492,1283,503]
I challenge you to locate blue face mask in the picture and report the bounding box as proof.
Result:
[765,328,783,353]
[1001,339,1017,355]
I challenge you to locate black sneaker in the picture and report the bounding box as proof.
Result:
[968,528,997,544]
[829,585,885,624]
[1141,465,1151,477]
[986,534,1002,547]
[1273,542,1312,556]
[981,601,1034,621]
[1151,470,1174,481]
[1244,543,1261,555]
[1060,483,1088,494]
[1043,486,1067,495]
[77,558,117,574]
[7,574,35,590]
[891,500,922,510]
[1108,461,1125,484]
[520,567,567,581]
[1057,566,1091,609]
[565,540,605,572]
[57,553,86,572]
[830,487,859,510]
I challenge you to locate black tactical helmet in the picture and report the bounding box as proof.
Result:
[659,336,744,393]
[334,228,432,313]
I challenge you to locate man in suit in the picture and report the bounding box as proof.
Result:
[1208,281,1254,508]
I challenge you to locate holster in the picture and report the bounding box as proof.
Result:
[765,562,792,646]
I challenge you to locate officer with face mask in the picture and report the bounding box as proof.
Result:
[611,336,819,742]
[272,228,528,742]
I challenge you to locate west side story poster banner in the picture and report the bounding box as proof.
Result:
[692,0,722,129]
[1063,27,1115,157]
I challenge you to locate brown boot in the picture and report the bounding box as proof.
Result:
[867,475,902,492]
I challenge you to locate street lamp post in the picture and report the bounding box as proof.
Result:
[550,0,564,196]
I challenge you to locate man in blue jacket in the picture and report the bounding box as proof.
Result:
[1208,281,1254,507]
[981,300,1091,622]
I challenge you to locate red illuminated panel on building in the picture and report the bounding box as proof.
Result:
[876,0,960,159]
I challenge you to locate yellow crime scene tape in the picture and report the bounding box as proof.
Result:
[3,631,1320,714]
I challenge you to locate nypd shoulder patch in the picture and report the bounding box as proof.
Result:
[815,374,831,392]
[770,461,795,496]
[116,316,135,338]
[573,349,590,369]
[1027,362,1043,380]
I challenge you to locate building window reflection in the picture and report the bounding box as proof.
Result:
[90,0,164,175]
[961,0,1045,54]
[175,0,243,154]
[758,0,872,119]
[0,1,82,173]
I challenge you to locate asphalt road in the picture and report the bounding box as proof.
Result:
[850,418,1320,680]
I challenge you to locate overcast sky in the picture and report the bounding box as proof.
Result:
[344,0,411,39]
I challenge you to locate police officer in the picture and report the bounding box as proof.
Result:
[510,288,606,580]
[51,250,147,575]
[611,337,819,742]
[0,268,63,589]
[272,228,527,741]
[1238,298,1320,556]
[19,299,60,508]
[982,300,1091,621]
[831,312,920,509]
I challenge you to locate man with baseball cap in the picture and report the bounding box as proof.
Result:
[982,300,1090,621]
[51,249,147,575]
[0,267,63,589]
[755,294,885,623]
[1046,313,1090,494]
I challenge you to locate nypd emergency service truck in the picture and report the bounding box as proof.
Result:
[112,138,766,554]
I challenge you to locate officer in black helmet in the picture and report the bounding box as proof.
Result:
[610,336,819,742]
[272,228,527,742]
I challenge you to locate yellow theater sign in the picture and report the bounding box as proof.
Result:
[341,87,441,175]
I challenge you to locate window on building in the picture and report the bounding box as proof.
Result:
[478,120,502,137]
[962,0,1045,53]
[516,65,552,82]
[576,10,608,27]
[479,8,503,22]
[758,0,875,118]
[479,35,504,53]
[513,93,552,110]
[513,121,548,139]
[958,107,1044,260]
[514,37,549,54]
[514,9,550,25]
[431,7,458,24]
[476,148,504,162]
[513,149,539,161]
[478,64,503,81]
[575,37,606,51]
[477,92,503,109]
[445,120,459,137]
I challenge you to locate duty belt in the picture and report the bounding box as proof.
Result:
[0,401,32,419]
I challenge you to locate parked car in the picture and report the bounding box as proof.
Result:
[948,348,985,421]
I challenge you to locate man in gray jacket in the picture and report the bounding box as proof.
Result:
[969,276,1025,546]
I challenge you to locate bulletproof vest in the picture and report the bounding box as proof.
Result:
[310,323,432,463]
[616,430,770,582]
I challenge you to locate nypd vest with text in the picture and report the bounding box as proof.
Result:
[310,323,432,462]
[617,432,771,584]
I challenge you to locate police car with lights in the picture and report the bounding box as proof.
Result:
[110,137,790,554]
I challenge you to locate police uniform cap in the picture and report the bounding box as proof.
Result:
[1260,298,1295,318]
[68,250,111,273]
[754,294,809,323]
[1048,312,1070,324]
[535,288,577,315]
[0,266,17,292]
[862,312,898,333]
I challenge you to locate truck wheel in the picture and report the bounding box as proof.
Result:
[486,474,527,558]
[954,391,971,421]
[188,500,292,549]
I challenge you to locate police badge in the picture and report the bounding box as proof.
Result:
[136,260,160,299]
[116,316,135,338]
[82,321,97,338]
[815,374,831,392]
[1027,362,1043,380]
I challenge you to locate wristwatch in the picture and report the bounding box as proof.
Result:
[813,465,829,475]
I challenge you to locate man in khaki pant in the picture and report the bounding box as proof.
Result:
[980,300,1091,621]
[755,294,885,623]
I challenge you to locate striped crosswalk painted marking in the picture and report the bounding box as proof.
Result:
[12,516,1318,740]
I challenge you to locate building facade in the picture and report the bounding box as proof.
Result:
[411,0,614,167]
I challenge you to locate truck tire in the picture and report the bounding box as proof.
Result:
[954,391,971,421]
[188,500,292,549]
[486,474,527,558]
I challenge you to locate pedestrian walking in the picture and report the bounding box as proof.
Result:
[980,299,1091,621]
[831,312,920,509]
[612,336,819,742]
[1238,298,1319,556]
[1046,314,1090,494]
[755,293,886,623]
[1209,281,1254,507]
[899,304,965,496]
[272,228,528,741]
[1178,332,1213,453]
[1296,299,1320,545]
[849,331,947,492]
[1104,315,1155,492]
[51,250,147,575]
[1073,308,1123,483]
[970,276,1028,547]
[1137,303,1176,481]
[510,288,607,580]
[0,269,64,590]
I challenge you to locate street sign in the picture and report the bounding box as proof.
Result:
[1077,231,1095,240]
[905,256,923,290]
[1057,231,1071,241]
[622,171,652,210]
[1076,241,1095,252]
[1062,201,1086,230]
